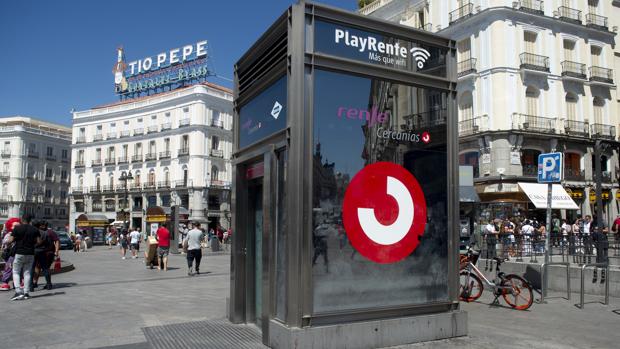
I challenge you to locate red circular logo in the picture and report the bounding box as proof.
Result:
[343,162,427,264]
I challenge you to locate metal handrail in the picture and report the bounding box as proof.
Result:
[540,262,570,303]
[576,262,609,309]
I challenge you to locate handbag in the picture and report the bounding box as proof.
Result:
[53,257,61,272]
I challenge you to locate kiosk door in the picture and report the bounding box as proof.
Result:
[246,178,263,326]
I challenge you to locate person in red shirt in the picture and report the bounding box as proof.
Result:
[155,226,170,271]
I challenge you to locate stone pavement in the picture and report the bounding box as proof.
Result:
[0,246,619,349]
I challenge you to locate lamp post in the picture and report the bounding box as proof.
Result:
[119,171,134,230]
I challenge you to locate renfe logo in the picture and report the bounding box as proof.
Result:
[335,29,431,68]
[337,106,389,127]
[343,162,427,264]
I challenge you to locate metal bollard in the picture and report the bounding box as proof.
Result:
[577,262,609,309]
[540,261,571,303]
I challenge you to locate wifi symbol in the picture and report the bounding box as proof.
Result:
[410,47,431,69]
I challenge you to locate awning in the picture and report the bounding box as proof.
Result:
[459,186,480,203]
[76,214,109,227]
[517,182,579,210]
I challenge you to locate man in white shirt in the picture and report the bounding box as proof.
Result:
[129,228,142,259]
[183,222,205,276]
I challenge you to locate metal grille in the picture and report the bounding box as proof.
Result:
[143,319,267,349]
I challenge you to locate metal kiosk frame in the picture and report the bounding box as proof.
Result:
[229,2,464,348]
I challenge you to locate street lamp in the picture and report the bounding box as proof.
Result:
[119,171,134,229]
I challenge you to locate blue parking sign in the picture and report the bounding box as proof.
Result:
[538,153,563,183]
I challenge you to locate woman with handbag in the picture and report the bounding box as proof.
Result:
[0,217,21,291]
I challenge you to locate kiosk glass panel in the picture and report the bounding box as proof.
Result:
[312,69,449,313]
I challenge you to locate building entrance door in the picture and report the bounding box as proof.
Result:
[246,178,263,327]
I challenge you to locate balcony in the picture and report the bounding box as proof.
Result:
[564,168,585,181]
[133,128,144,136]
[210,149,224,158]
[517,0,544,16]
[75,136,86,144]
[91,159,102,167]
[210,180,231,189]
[179,118,190,127]
[557,6,581,24]
[211,120,224,128]
[71,187,84,195]
[459,115,489,137]
[131,155,142,163]
[449,3,473,24]
[358,0,392,16]
[117,156,128,164]
[178,148,190,157]
[132,205,143,212]
[143,182,156,191]
[90,186,102,194]
[130,183,141,191]
[593,171,612,183]
[75,160,85,168]
[523,164,538,177]
[27,150,39,158]
[145,153,157,161]
[457,58,477,77]
[43,197,52,204]
[0,172,9,179]
[1,149,10,157]
[519,53,550,72]
[590,123,616,140]
[102,185,114,193]
[120,130,130,138]
[61,156,69,163]
[159,151,171,159]
[158,181,171,189]
[586,13,608,31]
[45,175,54,182]
[161,123,171,131]
[175,180,190,189]
[564,120,589,137]
[107,132,117,139]
[93,134,104,141]
[560,61,586,80]
[92,204,103,212]
[589,66,613,84]
[147,125,158,133]
[512,113,556,133]
[105,158,116,166]
[46,154,57,161]
[115,183,128,192]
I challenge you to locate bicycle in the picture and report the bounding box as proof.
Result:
[459,246,534,310]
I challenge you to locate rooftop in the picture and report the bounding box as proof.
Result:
[0,116,72,140]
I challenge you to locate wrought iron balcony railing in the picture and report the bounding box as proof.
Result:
[107,132,117,139]
[590,123,616,140]
[71,187,84,195]
[131,155,142,163]
[557,6,581,24]
[520,52,550,72]
[518,0,544,15]
[1,150,10,157]
[561,61,586,79]
[74,160,85,168]
[46,154,57,161]
[161,123,171,131]
[130,183,141,191]
[586,13,608,31]
[90,186,102,193]
[104,158,116,166]
[210,149,224,158]
[0,172,9,179]
[27,150,39,158]
[564,168,585,181]
[158,181,171,189]
[459,115,489,136]
[179,118,190,127]
[102,185,114,193]
[120,130,130,138]
[147,125,158,133]
[211,120,224,128]
[589,66,613,84]
[512,113,556,133]
[133,128,144,136]
[91,159,102,167]
[457,58,477,77]
[564,120,589,137]
[93,134,104,141]
[75,136,86,144]
[143,182,157,190]
[145,153,157,161]
[449,3,473,24]
[178,148,190,157]
[117,156,128,164]
[175,180,190,189]
[159,151,171,159]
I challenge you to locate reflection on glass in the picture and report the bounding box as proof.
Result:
[312,69,449,313]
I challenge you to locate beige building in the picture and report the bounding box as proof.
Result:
[362,0,619,225]
[0,116,71,228]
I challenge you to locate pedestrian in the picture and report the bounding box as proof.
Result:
[591,221,609,283]
[8,214,41,300]
[155,225,170,271]
[74,231,82,253]
[119,229,129,259]
[560,219,571,250]
[0,217,20,291]
[129,227,141,259]
[583,215,593,263]
[106,229,113,249]
[184,222,205,276]
[31,220,59,290]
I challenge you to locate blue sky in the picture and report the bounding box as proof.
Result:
[0,0,356,126]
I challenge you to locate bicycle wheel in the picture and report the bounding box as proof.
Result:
[459,271,483,302]
[501,274,533,310]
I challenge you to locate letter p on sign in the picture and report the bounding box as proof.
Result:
[538,152,563,183]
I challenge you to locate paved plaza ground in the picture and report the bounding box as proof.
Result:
[0,246,619,348]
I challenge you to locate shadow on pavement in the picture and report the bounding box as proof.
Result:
[67,272,224,289]
[30,291,66,299]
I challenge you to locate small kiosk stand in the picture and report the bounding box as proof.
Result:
[230,2,465,348]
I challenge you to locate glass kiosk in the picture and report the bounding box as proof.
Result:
[230,2,465,348]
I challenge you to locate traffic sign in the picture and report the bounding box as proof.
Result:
[342,162,427,264]
[538,152,563,183]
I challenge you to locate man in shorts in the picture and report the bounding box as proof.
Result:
[156,225,170,271]
[129,228,141,259]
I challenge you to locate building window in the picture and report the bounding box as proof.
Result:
[61,170,67,180]
[149,140,156,154]
[45,168,53,178]
[563,40,575,61]
[524,31,537,54]
[61,149,68,159]
[61,190,67,199]
[161,195,171,206]
[522,149,541,175]
[148,170,155,185]
[211,165,219,181]
[593,97,605,124]
[46,146,53,157]
[588,0,599,15]
[591,46,602,66]
[164,138,170,152]
[566,93,578,121]
[135,143,142,155]
[95,148,101,160]
[79,128,85,137]
[458,91,473,121]
[148,195,157,207]
[181,135,189,149]
[212,136,219,150]
[96,125,102,134]
[459,152,479,178]
[45,189,52,198]
[78,150,84,162]
[183,107,189,113]
[525,86,539,116]
[457,38,471,61]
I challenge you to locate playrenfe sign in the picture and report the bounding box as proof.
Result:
[127,41,207,77]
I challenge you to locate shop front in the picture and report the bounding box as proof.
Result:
[144,206,189,235]
[230,3,463,348]
[75,214,109,244]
